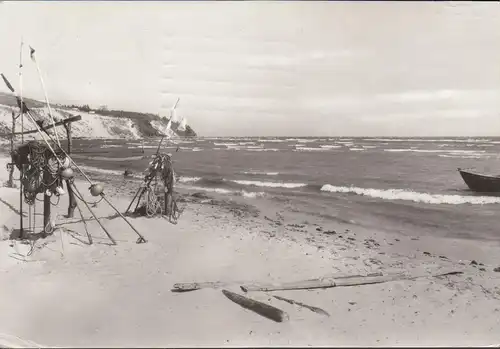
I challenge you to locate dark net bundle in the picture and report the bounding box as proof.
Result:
[11,140,67,205]
[135,152,181,222]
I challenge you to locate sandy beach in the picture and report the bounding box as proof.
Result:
[0,154,499,348]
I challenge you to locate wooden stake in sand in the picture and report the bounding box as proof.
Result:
[221,289,289,323]
[76,204,93,245]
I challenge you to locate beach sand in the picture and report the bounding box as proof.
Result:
[0,155,500,347]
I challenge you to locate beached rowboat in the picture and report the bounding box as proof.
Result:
[458,168,500,193]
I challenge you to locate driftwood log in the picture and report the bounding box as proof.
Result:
[272,295,330,316]
[221,289,289,323]
[240,270,462,292]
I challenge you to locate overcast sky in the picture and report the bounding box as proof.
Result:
[0,1,499,137]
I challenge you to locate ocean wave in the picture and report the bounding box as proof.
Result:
[320,184,500,205]
[349,148,365,151]
[232,179,307,189]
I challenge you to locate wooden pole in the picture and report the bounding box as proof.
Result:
[8,111,15,188]
[43,170,51,235]
[70,182,117,245]
[76,203,92,245]
[63,122,77,218]
[99,193,147,244]
[19,168,23,239]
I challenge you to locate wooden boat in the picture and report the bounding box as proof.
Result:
[458,168,500,193]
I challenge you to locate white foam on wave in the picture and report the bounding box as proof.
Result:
[320,184,500,205]
[294,147,330,152]
[242,171,279,176]
[286,138,310,143]
[349,148,365,151]
[185,185,266,198]
[384,148,486,155]
[177,176,202,183]
[438,154,484,159]
[258,139,287,143]
[365,138,491,143]
[214,142,239,146]
[319,145,342,149]
[128,145,158,149]
[232,179,307,189]
[78,165,125,177]
[247,148,280,152]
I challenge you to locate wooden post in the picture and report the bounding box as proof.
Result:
[43,170,51,235]
[63,122,77,218]
[8,111,15,188]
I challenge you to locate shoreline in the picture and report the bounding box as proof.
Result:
[0,155,500,346]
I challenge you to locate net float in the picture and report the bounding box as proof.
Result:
[60,167,74,179]
[89,183,104,197]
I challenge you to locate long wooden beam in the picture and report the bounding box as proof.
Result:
[0,115,82,137]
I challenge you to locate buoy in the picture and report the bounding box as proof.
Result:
[61,156,71,168]
[89,183,104,197]
[61,167,74,179]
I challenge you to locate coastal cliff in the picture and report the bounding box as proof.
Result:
[0,92,197,140]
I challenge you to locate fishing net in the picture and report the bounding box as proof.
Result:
[11,140,67,205]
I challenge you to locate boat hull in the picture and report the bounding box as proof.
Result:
[458,169,500,193]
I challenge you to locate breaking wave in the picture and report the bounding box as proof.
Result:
[320,184,500,205]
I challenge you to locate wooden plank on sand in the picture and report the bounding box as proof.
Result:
[222,289,289,323]
[240,272,385,292]
[172,281,232,292]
